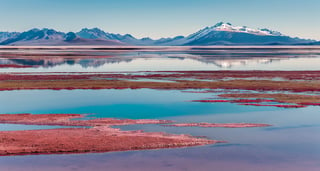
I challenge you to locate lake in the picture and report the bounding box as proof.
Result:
[0,46,319,171]
[1,46,320,72]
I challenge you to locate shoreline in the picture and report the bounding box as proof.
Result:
[1,71,320,108]
[0,114,219,156]
[1,71,320,92]
[0,113,272,156]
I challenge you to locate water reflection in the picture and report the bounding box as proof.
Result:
[1,47,320,72]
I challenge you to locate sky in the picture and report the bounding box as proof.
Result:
[0,0,319,40]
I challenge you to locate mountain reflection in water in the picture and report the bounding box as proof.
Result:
[0,46,320,72]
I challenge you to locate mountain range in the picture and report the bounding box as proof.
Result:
[0,22,317,46]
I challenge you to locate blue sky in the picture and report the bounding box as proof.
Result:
[1,0,319,40]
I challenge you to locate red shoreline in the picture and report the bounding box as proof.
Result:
[2,71,320,93]
[239,103,307,108]
[162,123,272,128]
[0,64,33,68]
[2,70,320,81]
[0,114,220,156]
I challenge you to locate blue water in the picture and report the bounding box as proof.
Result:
[1,47,320,170]
[0,124,72,131]
[0,89,276,119]
[0,89,319,171]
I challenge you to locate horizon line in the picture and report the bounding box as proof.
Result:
[0,22,318,41]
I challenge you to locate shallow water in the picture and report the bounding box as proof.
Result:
[0,124,72,131]
[0,89,276,118]
[0,47,320,171]
[0,89,319,170]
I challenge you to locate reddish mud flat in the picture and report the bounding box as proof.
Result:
[239,103,307,108]
[2,78,320,92]
[218,93,320,105]
[298,102,320,106]
[159,71,320,81]
[191,99,230,103]
[0,128,218,156]
[1,73,320,93]
[230,99,275,103]
[191,93,320,108]
[191,99,275,103]
[162,123,272,128]
[163,123,272,128]
[0,64,33,68]
[0,114,219,156]
[0,113,173,127]
[3,71,320,81]
[2,71,320,92]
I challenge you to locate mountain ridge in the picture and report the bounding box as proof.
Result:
[0,22,316,46]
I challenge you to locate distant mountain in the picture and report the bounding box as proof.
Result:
[64,31,125,45]
[0,32,20,42]
[302,41,320,45]
[179,22,313,45]
[77,28,115,40]
[0,28,65,45]
[76,28,151,45]
[0,28,125,46]
[0,22,316,46]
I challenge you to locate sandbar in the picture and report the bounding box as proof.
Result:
[0,114,219,156]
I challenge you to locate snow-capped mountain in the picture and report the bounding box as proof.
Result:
[154,22,312,45]
[182,22,311,45]
[208,22,282,36]
[161,22,285,45]
[0,22,315,46]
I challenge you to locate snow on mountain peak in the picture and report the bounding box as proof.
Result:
[187,22,284,41]
[213,22,233,29]
[213,22,232,27]
[209,22,283,36]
